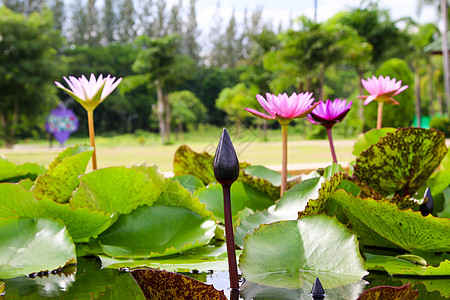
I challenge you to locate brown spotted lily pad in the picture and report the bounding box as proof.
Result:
[130,268,227,300]
[357,283,418,300]
[354,128,447,197]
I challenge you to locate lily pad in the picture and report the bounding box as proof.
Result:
[365,254,450,276]
[0,183,112,242]
[357,283,418,300]
[352,127,396,157]
[171,175,205,194]
[353,128,447,196]
[239,215,368,289]
[330,190,450,252]
[32,144,94,203]
[70,166,161,215]
[99,242,232,272]
[195,182,274,224]
[97,204,216,258]
[0,158,46,183]
[173,145,217,184]
[130,268,227,300]
[243,165,290,186]
[0,217,76,279]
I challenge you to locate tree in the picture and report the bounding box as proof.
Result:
[131,34,194,144]
[0,7,62,147]
[118,0,136,43]
[169,90,207,137]
[184,0,201,64]
[103,0,116,44]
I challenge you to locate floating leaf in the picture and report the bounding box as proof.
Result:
[195,182,274,224]
[0,217,76,279]
[352,127,396,157]
[171,175,205,194]
[99,243,231,272]
[354,128,447,196]
[427,169,450,198]
[97,204,216,258]
[131,163,210,218]
[173,145,217,184]
[0,158,46,183]
[70,167,161,215]
[239,215,368,289]
[0,183,113,242]
[32,144,94,203]
[366,254,450,276]
[357,283,418,300]
[243,165,290,186]
[331,190,450,252]
[130,268,227,300]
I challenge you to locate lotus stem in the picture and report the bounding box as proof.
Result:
[222,185,239,290]
[281,123,288,197]
[87,110,97,170]
[326,127,338,164]
[377,102,383,130]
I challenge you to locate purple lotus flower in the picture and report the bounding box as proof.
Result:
[308,99,353,164]
[245,92,318,123]
[308,99,353,129]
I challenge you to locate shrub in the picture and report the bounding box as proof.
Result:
[429,115,450,137]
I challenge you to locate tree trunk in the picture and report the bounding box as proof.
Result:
[156,79,166,144]
[441,0,450,117]
[438,93,444,115]
[428,61,435,117]
[415,68,422,127]
[163,92,171,144]
[358,68,365,123]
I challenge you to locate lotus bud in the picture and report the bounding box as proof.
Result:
[420,187,433,216]
[214,128,239,186]
[310,277,326,300]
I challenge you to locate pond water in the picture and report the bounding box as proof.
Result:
[1,257,449,299]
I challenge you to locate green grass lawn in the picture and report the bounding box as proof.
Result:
[1,127,357,173]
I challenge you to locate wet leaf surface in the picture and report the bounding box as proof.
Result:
[356,283,418,300]
[130,268,227,300]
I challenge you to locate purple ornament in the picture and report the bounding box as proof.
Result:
[45,103,79,146]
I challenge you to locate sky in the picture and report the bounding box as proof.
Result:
[193,0,439,35]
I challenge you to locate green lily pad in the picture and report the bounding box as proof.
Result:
[195,182,274,224]
[0,217,76,279]
[243,165,290,186]
[97,204,216,258]
[352,127,396,157]
[70,167,161,215]
[239,215,368,289]
[131,163,210,218]
[330,190,450,252]
[0,183,112,242]
[0,158,46,183]
[171,175,205,194]
[365,254,450,276]
[173,145,217,184]
[32,144,94,203]
[427,169,450,199]
[234,177,323,248]
[354,128,447,196]
[99,242,232,272]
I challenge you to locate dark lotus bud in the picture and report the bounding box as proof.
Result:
[420,187,433,216]
[310,277,326,299]
[214,128,239,186]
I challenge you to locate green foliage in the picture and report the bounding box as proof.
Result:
[430,115,450,137]
[363,58,415,129]
[239,215,368,289]
[352,127,397,157]
[169,90,207,128]
[0,7,62,146]
[354,128,447,196]
[215,83,259,124]
[0,217,75,279]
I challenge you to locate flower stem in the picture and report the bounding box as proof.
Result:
[87,110,97,170]
[222,185,239,290]
[281,124,288,197]
[326,127,338,164]
[377,102,383,130]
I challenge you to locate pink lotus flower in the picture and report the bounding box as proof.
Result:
[358,75,408,105]
[245,92,318,123]
[308,99,353,129]
[55,74,122,111]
